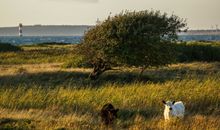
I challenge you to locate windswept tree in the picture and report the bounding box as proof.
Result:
[77,10,187,80]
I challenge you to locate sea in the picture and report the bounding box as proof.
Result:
[0,35,220,45]
[0,36,82,45]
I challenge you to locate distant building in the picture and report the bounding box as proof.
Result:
[19,23,23,37]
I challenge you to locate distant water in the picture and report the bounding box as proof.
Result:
[178,35,220,41]
[0,36,82,45]
[0,35,220,45]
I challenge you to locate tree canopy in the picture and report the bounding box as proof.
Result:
[77,10,187,80]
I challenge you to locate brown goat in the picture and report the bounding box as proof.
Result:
[100,103,119,125]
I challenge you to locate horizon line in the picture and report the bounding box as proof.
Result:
[0,24,219,31]
[0,24,95,28]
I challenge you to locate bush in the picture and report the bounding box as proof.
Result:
[176,42,220,62]
[0,43,23,52]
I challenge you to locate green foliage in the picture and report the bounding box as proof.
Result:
[79,10,187,69]
[176,42,220,62]
[0,43,22,52]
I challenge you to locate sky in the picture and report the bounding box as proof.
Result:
[0,0,220,29]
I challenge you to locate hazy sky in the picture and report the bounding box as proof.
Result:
[0,0,219,29]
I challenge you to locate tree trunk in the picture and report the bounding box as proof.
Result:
[89,59,111,80]
[138,66,146,79]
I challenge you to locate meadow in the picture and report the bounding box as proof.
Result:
[0,43,219,129]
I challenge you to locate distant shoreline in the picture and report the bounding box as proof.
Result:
[0,25,220,36]
[1,35,220,45]
[0,25,93,37]
[1,25,220,44]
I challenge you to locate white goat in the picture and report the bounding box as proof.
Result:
[162,100,185,120]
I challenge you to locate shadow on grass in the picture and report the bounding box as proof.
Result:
[118,108,160,121]
[0,118,34,130]
[115,108,162,129]
[0,71,151,88]
[0,66,218,88]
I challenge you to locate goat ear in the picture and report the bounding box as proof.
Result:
[162,100,166,104]
[172,101,175,104]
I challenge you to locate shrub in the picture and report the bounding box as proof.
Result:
[176,42,220,62]
[0,43,23,52]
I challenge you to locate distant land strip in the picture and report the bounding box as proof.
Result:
[0,25,220,36]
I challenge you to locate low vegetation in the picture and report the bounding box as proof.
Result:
[1,42,220,67]
[0,44,75,65]
[176,41,220,62]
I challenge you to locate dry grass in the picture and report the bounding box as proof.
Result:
[0,108,219,129]
[0,62,219,129]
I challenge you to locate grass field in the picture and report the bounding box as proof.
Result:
[0,44,219,129]
[0,44,75,65]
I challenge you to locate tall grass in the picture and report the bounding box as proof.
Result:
[0,42,219,129]
[0,77,219,113]
[0,72,219,129]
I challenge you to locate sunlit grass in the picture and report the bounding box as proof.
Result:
[0,77,219,113]
[0,43,219,129]
[0,62,219,129]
